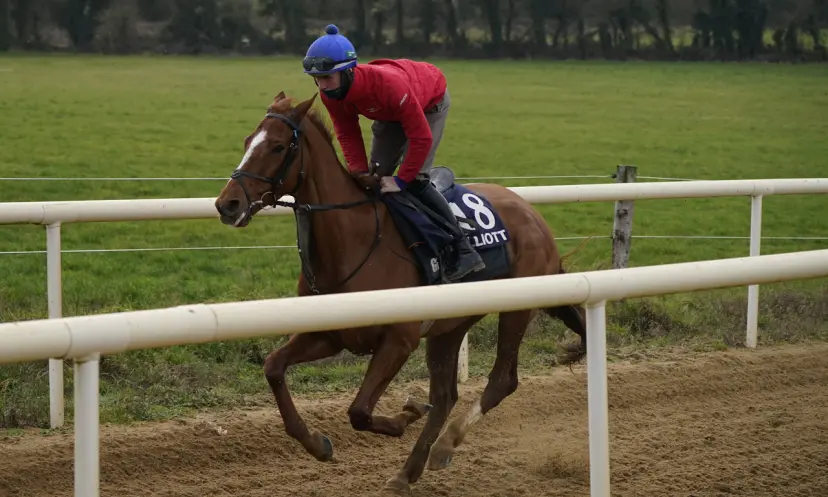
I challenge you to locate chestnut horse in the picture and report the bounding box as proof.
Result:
[214,92,586,494]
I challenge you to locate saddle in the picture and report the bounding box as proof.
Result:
[430,166,455,194]
[381,166,512,285]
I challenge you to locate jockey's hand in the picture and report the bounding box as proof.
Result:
[380,176,407,194]
[351,171,379,191]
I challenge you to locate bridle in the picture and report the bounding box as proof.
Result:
[230,112,305,213]
[227,111,382,295]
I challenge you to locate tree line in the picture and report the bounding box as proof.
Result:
[1,0,826,61]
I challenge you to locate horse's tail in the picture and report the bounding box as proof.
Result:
[558,233,601,270]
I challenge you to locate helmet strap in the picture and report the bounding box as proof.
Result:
[322,68,354,101]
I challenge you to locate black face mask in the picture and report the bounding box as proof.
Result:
[321,69,354,100]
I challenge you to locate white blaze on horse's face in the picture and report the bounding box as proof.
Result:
[236,129,268,171]
[230,129,268,227]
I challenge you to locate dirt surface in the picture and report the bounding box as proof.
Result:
[2,342,828,497]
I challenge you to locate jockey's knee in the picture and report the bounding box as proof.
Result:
[407,177,431,195]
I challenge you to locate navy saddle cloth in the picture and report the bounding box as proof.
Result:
[382,166,512,285]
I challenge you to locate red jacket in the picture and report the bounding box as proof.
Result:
[320,59,448,183]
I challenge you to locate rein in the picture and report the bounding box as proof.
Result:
[229,111,382,295]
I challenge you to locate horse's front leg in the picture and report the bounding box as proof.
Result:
[347,323,430,437]
[264,332,343,462]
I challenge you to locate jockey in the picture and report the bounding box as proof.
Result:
[302,24,485,282]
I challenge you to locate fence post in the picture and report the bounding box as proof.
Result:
[746,195,763,348]
[612,165,637,269]
[46,222,65,429]
[74,353,101,497]
[586,300,611,497]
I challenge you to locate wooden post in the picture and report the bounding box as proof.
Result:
[612,165,637,269]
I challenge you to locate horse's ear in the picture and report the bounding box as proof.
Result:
[268,91,288,110]
[292,93,317,122]
[268,92,294,113]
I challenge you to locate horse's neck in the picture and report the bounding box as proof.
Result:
[294,142,380,288]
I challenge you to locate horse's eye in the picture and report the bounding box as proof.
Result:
[273,145,285,154]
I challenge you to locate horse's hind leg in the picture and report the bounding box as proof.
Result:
[426,309,536,471]
[545,303,587,365]
[384,318,479,495]
[346,323,428,437]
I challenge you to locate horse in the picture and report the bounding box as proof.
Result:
[213,91,587,494]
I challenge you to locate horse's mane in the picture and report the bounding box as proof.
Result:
[304,107,339,156]
[266,93,345,171]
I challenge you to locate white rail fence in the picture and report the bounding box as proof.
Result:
[0,174,699,182]
[1,177,827,431]
[2,249,828,497]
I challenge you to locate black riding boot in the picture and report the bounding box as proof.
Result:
[409,180,486,281]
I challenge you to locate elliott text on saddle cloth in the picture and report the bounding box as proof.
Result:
[443,185,510,250]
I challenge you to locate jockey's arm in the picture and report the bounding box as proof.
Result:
[384,78,433,185]
[326,99,369,175]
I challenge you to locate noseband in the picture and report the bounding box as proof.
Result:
[226,110,381,295]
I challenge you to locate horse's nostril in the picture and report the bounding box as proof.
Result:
[217,199,241,217]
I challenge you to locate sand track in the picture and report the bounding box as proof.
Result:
[2,343,828,497]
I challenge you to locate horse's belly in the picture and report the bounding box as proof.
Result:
[336,327,385,355]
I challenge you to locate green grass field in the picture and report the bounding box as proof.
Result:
[1,54,827,429]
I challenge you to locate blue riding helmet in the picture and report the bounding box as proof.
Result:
[303,25,358,75]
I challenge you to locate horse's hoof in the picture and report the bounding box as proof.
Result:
[403,397,433,416]
[320,435,334,461]
[426,443,454,471]
[382,475,411,496]
[311,431,335,462]
[427,453,452,471]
